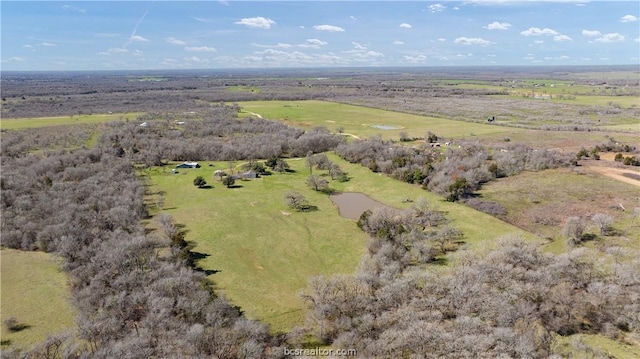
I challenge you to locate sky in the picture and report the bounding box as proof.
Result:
[1,1,639,71]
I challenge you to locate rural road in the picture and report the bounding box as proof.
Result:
[582,161,640,188]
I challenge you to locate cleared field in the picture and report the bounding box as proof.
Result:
[556,334,640,359]
[0,112,143,130]
[0,249,75,349]
[145,159,368,333]
[236,100,522,140]
[477,166,640,254]
[146,154,533,333]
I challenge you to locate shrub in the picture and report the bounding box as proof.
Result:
[562,216,586,247]
[193,176,207,188]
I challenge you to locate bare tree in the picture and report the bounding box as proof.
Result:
[562,216,586,246]
[592,213,613,236]
[284,190,311,211]
[306,175,329,192]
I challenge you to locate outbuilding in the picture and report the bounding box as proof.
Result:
[176,161,201,169]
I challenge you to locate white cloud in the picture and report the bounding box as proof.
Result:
[165,37,186,45]
[428,4,446,13]
[352,42,367,50]
[22,44,33,48]
[620,15,638,23]
[520,27,559,36]
[306,39,328,46]
[108,47,129,53]
[437,38,446,42]
[130,35,149,42]
[235,17,276,29]
[595,33,624,43]
[582,30,601,37]
[184,56,210,64]
[454,37,492,45]
[9,57,25,62]
[534,40,544,44]
[193,17,213,23]
[185,46,217,52]
[98,51,110,55]
[554,35,572,42]
[313,25,345,32]
[298,39,327,48]
[62,5,86,14]
[484,21,511,30]
[393,40,404,45]
[253,43,293,49]
[399,23,412,29]
[403,55,427,63]
[41,42,56,47]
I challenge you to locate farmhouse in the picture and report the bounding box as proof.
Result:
[176,161,200,169]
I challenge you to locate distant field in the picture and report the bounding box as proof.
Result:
[236,100,522,140]
[0,112,144,130]
[0,249,75,349]
[146,154,533,333]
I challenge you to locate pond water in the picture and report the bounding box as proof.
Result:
[370,124,402,130]
[329,192,395,220]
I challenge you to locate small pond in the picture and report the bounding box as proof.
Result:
[369,124,402,130]
[329,192,396,220]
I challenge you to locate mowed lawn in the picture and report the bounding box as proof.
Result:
[0,112,144,130]
[0,249,76,349]
[236,100,521,140]
[146,154,534,332]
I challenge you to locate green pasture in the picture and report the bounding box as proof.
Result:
[144,158,368,333]
[0,112,144,130]
[0,249,76,349]
[145,154,535,332]
[236,100,522,140]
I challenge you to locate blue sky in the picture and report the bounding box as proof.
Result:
[1,1,639,71]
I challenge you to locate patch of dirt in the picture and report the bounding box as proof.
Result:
[580,159,640,188]
[280,210,291,216]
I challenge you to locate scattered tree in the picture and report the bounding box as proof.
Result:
[284,190,311,211]
[193,176,207,188]
[592,213,613,236]
[563,216,586,246]
[306,175,329,192]
[222,175,236,188]
[329,163,347,182]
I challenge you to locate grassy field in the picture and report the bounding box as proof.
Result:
[555,334,640,359]
[0,249,75,349]
[477,166,640,254]
[145,154,533,333]
[236,100,523,141]
[0,112,144,130]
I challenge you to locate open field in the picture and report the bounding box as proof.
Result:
[477,165,640,254]
[0,249,75,349]
[145,154,534,332]
[556,334,640,359]
[144,159,368,333]
[237,100,524,141]
[0,112,144,130]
